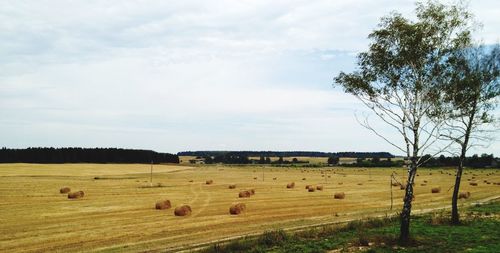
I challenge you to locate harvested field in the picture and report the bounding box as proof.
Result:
[0,163,499,252]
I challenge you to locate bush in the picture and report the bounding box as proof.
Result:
[258,230,288,247]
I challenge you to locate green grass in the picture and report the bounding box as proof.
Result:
[201,201,500,253]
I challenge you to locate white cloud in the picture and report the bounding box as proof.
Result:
[0,0,499,155]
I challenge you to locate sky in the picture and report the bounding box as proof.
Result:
[1,0,499,155]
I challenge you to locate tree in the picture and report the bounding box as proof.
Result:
[334,1,472,243]
[277,156,284,164]
[441,45,500,224]
[265,157,271,164]
[327,156,340,165]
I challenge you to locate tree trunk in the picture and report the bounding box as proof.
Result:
[451,158,464,224]
[399,161,417,244]
[451,103,475,225]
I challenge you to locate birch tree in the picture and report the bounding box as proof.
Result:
[442,45,500,224]
[334,1,472,243]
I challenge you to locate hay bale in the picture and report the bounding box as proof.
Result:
[458,192,471,199]
[302,178,306,180]
[174,205,192,216]
[469,182,478,186]
[316,185,324,191]
[249,189,255,195]
[338,182,343,185]
[334,192,345,199]
[308,187,315,192]
[431,187,441,193]
[423,180,428,183]
[253,177,258,180]
[239,190,251,198]
[421,183,427,186]
[229,203,246,215]
[67,191,84,199]
[59,187,71,194]
[357,183,363,186]
[305,185,312,189]
[155,200,172,210]
[286,182,295,188]
[188,180,194,182]
[228,184,236,189]
[273,177,277,180]
[206,180,213,185]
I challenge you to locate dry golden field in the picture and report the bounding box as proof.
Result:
[1,163,499,252]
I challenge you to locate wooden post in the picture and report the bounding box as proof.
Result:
[390,174,393,211]
[150,160,153,187]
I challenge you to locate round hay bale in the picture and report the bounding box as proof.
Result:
[239,190,251,198]
[155,200,172,210]
[458,192,471,199]
[357,183,363,186]
[316,185,323,191]
[423,180,428,183]
[421,183,427,186]
[308,187,315,192]
[469,182,478,186]
[249,189,255,195]
[273,177,277,180]
[206,180,213,185]
[229,203,246,215]
[228,184,236,189]
[286,182,295,188]
[334,192,345,199]
[431,187,441,193]
[174,205,192,216]
[338,182,343,185]
[253,177,258,180]
[60,187,71,194]
[302,178,306,180]
[305,185,312,189]
[67,191,84,199]
[188,180,194,182]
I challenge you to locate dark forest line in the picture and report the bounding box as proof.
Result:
[177,151,395,158]
[0,147,179,164]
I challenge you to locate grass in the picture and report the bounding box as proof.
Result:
[0,163,498,252]
[202,201,500,253]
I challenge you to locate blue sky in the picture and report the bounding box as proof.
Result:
[1,0,499,155]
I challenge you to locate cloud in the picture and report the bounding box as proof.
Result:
[0,0,499,155]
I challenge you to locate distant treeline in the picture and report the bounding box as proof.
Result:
[344,154,499,168]
[0,148,179,164]
[420,154,498,168]
[178,151,395,159]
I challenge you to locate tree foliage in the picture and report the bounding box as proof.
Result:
[334,0,474,243]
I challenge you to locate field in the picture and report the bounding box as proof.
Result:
[0,163,499,252]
